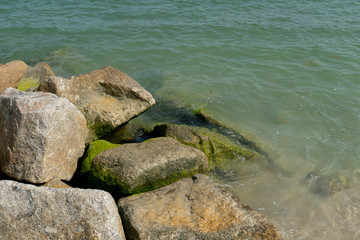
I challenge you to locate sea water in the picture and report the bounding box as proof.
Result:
[1,0,360,238]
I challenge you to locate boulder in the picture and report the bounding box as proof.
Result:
[38,66,156,141]
[17,62,55,91]
[0,180,125,240]
[118,174,283,240]
[89,137,208,197]
[0,88,87,183]
[0,60,28,93]
[150,123,262,173]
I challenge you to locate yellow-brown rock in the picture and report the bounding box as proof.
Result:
[0,60,28,93]
[118,174,283,240]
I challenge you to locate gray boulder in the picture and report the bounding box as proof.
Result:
[38,66,156,141]
[0,180,125,240]
[118,174,283,240]
[89,137,208,197]
[0,60,28,93]
[0,88,87,183]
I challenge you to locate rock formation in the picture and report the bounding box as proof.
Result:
[118,174,283,240]
[0,180,125,239]
[0,88,87,183]
[38,66,155,141]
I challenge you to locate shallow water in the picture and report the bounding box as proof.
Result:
[1,1,360,238]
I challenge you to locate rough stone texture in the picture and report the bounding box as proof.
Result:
[0,60,28,93]
[42,179,71,188]
[89,137,208,197]
[0,88,87,183]
[38,66,156,141]
[0,180,125,240]
[17,62,55,91]
[118,174,283,240]
[150,123,262,172]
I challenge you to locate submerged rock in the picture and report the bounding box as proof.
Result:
[38,66,156,142]
[17,62,55,91]
[0,180,125,240]
[0,88,87,183]
[0,60,28,93]
[118,174,283,240]
[304,169,357,196]
[89,137,208,197]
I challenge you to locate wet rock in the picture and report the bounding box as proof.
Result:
[150,123,262,173]
[38,66,155,141]
[89,137,208,197]
[304,169,356,196]
[17,62,55,91]
[0,88,87,183]
[103,121,148,144]
[118,174,283,240]
[0,60,28,93]
[0,180,125,240]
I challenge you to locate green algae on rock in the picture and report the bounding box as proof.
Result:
[88,137,208,198]
[81,140,120,175]
[149,123,262,177]
[17,62,55,91]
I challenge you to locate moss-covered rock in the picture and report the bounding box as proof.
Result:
[88,137,208,198]
[150,124,262,175]
[17,62,55,91]
[81,140,119,175]
[17,78,39,91]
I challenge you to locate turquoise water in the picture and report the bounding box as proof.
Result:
[1,0,360,238]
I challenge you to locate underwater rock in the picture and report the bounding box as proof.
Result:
[304,169,356,196]
[0,88,87,183]
[17,62,55,91]
[0,60,28,93]
[38,66,155,142]
[88,137,208,197]
[0,180,125,240]
[118,174,283,240]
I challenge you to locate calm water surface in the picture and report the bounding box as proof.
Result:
[1,1,360,239]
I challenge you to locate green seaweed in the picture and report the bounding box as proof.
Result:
[81,140,119,175]
[17,78,40,91]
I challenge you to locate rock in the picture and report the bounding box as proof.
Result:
[17,62,55,91]
[81,140,120,175]
[38,66,156,141]
[42,179,71,188]
[103,121,148,144]
[150,123,262,173]
[304,169,356,196]
[0,60,28,93]
[89,137,208,197]
[118,174,283,240]
[0,88,87,183]
[0,180,125,240]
